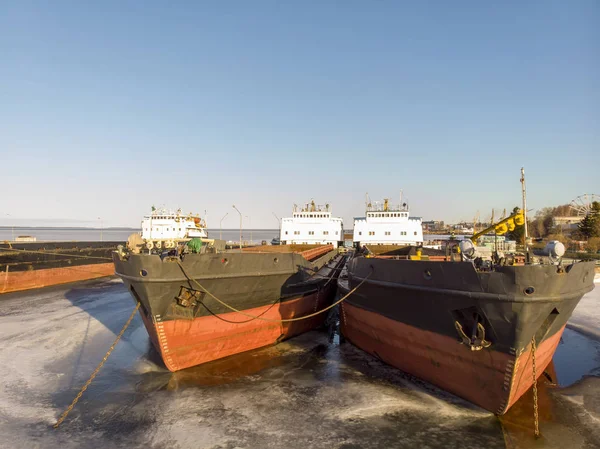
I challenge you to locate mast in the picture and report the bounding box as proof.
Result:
[520,167,528,251]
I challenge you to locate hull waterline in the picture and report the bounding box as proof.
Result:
[114,246,344,371]
[340,302,562,414]
[339,255,596,414]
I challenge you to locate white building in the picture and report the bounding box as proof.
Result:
[280,201,344,248]
[141,207,208,245]
[353,198,423,247]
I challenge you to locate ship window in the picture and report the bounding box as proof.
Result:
[414,231,417,235]
[359,232,362,235]
[323,231,329,235]
[385,231,391,235]
[285,231,288,235]
[369,231,375,236]
[309,231,314,235]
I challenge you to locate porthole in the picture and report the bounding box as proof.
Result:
[140,269,148,277]
[274,257,279,264]
[423,270,432,280]
[524,287,535,295]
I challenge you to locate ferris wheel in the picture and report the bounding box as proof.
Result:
[570,194,600,217]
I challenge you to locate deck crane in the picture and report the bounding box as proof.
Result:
[469,209,524,243]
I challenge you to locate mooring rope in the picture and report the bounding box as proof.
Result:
[53,302,141,428]
[176,260,370,323]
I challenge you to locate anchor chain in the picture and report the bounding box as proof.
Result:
[531,336,540,438]
[53,302,141,428]
[176,260,371,323]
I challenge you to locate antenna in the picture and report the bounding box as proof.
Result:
[521,167,529,257]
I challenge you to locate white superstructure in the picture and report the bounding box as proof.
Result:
[353,197,423,246]
[141,207,208,244]
[280,200,343,248]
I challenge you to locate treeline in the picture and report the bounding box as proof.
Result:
[529,204,572,238]
[528,201,600,253]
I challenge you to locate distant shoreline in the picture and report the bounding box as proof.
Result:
[0,226,139,231]
[0,226,280,231]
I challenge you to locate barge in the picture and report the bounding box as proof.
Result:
[1,241,118,294]
[113,205,346,371]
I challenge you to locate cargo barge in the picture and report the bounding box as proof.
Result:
[340,201,596,414]
[0,241,119,294]
[113,204,346,371]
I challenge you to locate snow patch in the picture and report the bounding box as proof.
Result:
[568,286,600,341]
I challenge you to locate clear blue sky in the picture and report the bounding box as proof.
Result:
[1,1,598,228]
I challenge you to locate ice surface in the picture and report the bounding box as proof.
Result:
[1,277,599,449]
[567,274,600,340]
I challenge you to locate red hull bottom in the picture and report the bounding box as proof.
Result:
[341,302,562,414]
[140,286,335,372]
[1,262,115,294]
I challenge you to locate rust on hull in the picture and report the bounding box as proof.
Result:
[341,297,566,414]
[114,244,345,371]
[1,262,115,294]
[141,284,336,372]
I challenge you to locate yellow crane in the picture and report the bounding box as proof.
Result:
[469,209,524,243]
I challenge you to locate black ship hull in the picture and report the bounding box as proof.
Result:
[113,246,345,371]
[339,255,596,414]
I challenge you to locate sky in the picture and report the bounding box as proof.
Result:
[0,1,598,228]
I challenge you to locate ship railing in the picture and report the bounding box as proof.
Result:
[373,255,450,261]
[300,244,335,262]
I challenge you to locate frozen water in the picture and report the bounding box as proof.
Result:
[0,277,599,449]
[567,274,600,340]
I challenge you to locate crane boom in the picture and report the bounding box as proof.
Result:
[470,209,524,242]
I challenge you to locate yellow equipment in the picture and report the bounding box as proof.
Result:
[470,209,524,242]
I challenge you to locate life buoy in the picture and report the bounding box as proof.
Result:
[146,241,154,250]
[155,240,162,249]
